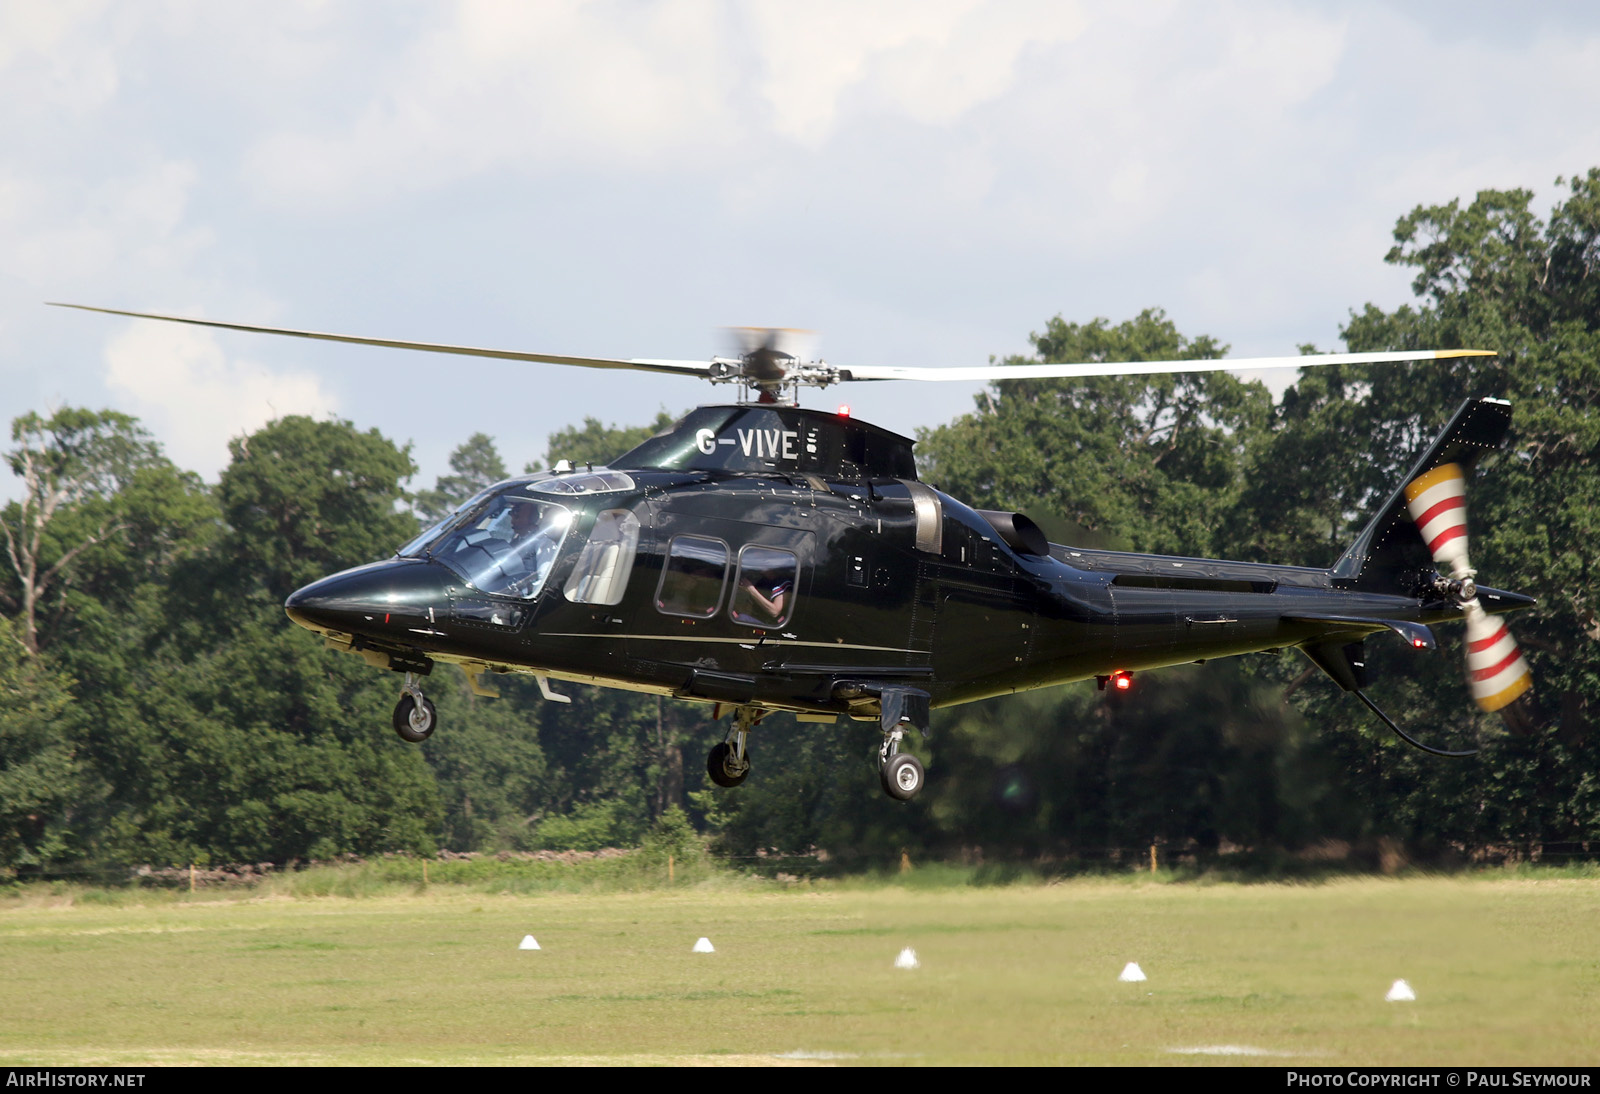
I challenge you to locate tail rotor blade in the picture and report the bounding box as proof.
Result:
[1463,603,1533,713]
[1405,463,1471,578]
[1405,461,1535,716]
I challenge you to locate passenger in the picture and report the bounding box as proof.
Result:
[737,569,791,625]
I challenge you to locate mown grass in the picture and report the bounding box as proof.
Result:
[16,846,1600,905]
[2,869,1598,1065]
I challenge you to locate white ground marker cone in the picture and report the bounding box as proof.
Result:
[1119,962,1147,982]
[1386,979,1416,1002]
[895,947,920,970]
[518,935,540,951]
[692,936,715,953]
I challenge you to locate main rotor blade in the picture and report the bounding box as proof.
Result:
[838,348,1495,383]
[48,303,715,379]
[52,303,1496,387]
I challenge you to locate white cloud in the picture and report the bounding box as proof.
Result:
[242,0,742,209]
[2,159,207,286]
[750,0,1088,145]
[0,0,117,113]
[239,0,1095,210]
[101,320,338,480]
[1,0,1597,499]
[961,2,1352,250]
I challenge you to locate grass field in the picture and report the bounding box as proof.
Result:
[2,871,1597,1066]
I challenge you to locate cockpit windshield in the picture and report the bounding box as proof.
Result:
[410,488,573,600]
[396,485,501,560]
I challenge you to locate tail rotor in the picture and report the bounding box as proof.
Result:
[1404,463,1537,726]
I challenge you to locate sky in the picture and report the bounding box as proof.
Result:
[4,0,1598,495]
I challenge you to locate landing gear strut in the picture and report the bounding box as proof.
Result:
[872,686,931,801]
[878,726,925,801]
[706,707,760,788]
[392,672,437,743]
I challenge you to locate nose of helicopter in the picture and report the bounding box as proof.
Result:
[285,558,451,637]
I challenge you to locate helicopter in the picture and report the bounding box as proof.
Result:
[54,303,1537,800]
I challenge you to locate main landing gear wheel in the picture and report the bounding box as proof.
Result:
[881,753,924,801]
[393,694,437,743]
[707,742,751,788]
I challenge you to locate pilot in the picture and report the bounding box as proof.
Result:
[508,500,539,541]
[506,502,562,594]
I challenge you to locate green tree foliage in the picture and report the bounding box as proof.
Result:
[920,663,1360,860]
[85,618,442,864]
[421,672,551,851]
[0,408,166,652]
[0,615,80,870]
[701,712,935,867]
[1239,170,1600,850]
[533,410,678,473]
[215,416,417,605]
[6,168,1597,875]
[0,414,446,869]
[413,433,508,523]
[524,689,720,850]
[917,309,1270,557]
[140,416,441,861]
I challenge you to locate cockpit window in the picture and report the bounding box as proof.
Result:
[533,470,635,496]
[397,484,501,559]
[563,508,641,606]
[427,492,573,600]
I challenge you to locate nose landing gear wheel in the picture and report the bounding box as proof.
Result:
[707,741,751,788]
[881,753,924,801]
[393,694,438,743]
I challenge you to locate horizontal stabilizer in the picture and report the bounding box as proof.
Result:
[1285,614,1436,649]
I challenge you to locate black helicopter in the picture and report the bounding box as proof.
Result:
[55,304,1536,800]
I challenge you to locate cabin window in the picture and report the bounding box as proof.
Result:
[730,546,798,629]
[563,509,641,606]
[655,535,730,618]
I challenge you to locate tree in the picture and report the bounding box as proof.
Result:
[0,615,81,871]
[214,416,417,607]
[421,672,551,851]
[533,410,679,473]
[46,415,444,865]
[413,433,508,523]
[1242,168,1600,852]
[917,309,1270,557]
[0,409,163,653]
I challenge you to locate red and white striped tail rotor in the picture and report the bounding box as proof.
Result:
[1405,462,1472,579]
[1461,604,1532,711]
[1405,463,1532,714]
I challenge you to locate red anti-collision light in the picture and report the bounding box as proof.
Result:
[838,404,850,417]
[1112,671,1133,691]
